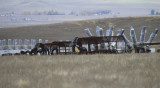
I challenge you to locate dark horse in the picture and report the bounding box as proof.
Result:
[77,46,87,54]
[30,43,49,55]
[71,37,87,54]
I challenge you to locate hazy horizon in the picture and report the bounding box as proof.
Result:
[0,0,160,12]
[1,0,160,4]
[0,0,160,28]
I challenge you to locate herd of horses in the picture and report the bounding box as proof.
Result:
[21,37,88,55]
[21,36,123,55]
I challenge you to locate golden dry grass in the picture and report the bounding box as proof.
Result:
[0,53,160,88]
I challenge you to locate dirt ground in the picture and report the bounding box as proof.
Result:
[0,16,160,42]
[0,53,160,88]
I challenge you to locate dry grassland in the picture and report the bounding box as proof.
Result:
[0,16,160,88]
[0,53,160,88]
[0,16,160,42]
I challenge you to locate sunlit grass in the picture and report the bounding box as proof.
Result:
[0,53,160,88]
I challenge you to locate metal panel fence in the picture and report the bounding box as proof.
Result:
[0,39,49,50]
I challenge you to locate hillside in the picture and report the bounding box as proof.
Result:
[0,16,160,43]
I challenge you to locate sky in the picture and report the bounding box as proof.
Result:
[1,0,160,4]
[41,0,160,4]
[0,0,159,12]
[95,0,160,3]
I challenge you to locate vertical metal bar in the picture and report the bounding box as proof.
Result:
[116,41,117,51]
[19,39,22,49]
[65,46,66,55]
[45,40,48,43]
[2,39,6,50]
[24,39,27,49]
[8,39,12,50]
[95,43,98,53]
[13,39,18,50]
[0,40,1,50]
[88,43,91,52]
[39,39,42,43]
[58,46,60,54]
[27,40,30,49]
[56,48,58,55]
[31,39,36,49]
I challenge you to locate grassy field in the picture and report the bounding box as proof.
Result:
[0,53,160,88]
[0,16,160,88]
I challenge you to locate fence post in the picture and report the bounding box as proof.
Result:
[27,40,30,49]
[31,39,36,49]
[0,40,2,50]
[24,39,28,50]
[2,39,6,50]
[39,39,42,43]
[19,39,22,49]
[45,40,48,43]
[13,39,18,50]
[8,39,12,50]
